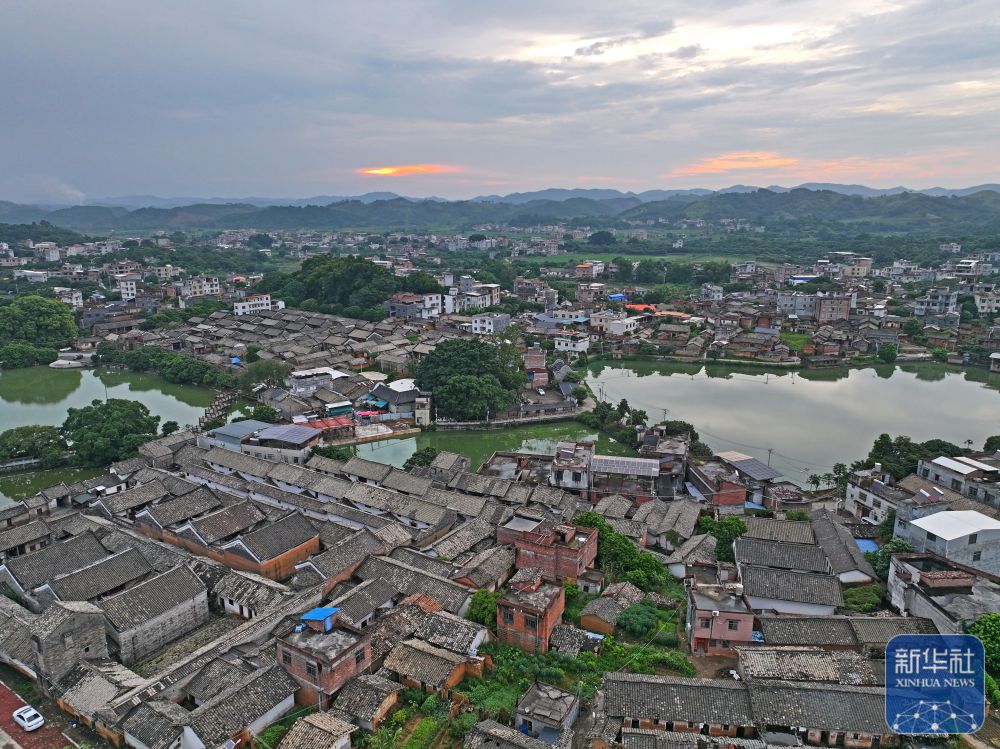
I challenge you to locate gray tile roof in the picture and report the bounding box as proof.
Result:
[45,547,153,602]
[419,610,488,656]
[212,570,288,613]
[465,719,555,749]
[384,638,465,688]
[4,531,108,589]
[430,517,495,560]
[664,534,717,566]
[452,545,515,589]
[329,577,400,626]
[744,517,815,545]
[100,565,207,632]
[343,456,393,482]
[356,555,470,614]
[757,616,858,647]
[235,510,317,561]
[99,480,171,515]
[603,673,753,726]
[331,673,401,723]
[748,681,888,734]
[549,624,602,658]
[741,566,844,607]
[118,701,188,749]
[736,647,882,685]
[734,537,829,573]
[189,500,267,545]
[302,528,381,579]
[0,519,50,552]
[811,512,875,578]
[141,488,222,528]
[278,712,356,749]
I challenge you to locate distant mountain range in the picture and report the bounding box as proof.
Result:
[2,184,1000,234]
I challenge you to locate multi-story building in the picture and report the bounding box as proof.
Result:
[576,282,607,308]
[497,520,598,582]
[844,467,914,524]
[896,510,1000,575]
[52,287,84,308]
[383,292,442,320]
[914,288,959,318]
[470,312,510,335]
[701,283,724,302]
[234,293,285,316]
[115,274,140,301]
[553,332,590,354]
[686,583,755,655]
[496,568,564,653]
[815,295,851,323]
[180,275,222,298]
[276,607,372,708]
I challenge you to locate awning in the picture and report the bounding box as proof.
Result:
[685,482,708,503]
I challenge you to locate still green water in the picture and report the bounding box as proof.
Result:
[0,367,214,502]
[356,422,636,470]
[586,360,1000,483]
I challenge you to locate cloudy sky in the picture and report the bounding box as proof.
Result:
[2,0,998,201]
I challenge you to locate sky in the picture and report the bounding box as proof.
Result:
[1,0,999,202]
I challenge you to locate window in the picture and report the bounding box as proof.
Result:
[727,620,740,631]
[525,616,538,631]
[502,609,514,625]
[355,649,366,665]
[973,551,982,562]
[305,662,317,678]
[572,472,581,482]
[631,720,640,729]
[952,479,962,491]
[926,531,938,542]
[282,651,291,665]
[968,533,978,545]
[699,618,711,629]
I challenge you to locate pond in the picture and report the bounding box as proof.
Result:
[0,367,214,503]
[356,421,636,470]
[586,360,1000,485]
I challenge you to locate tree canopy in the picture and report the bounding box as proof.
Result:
[61,399,160,466]
[698,515,747,563]
[0,425,67,468]
[415,339,523,420]
[856,433,964,479]
[0,295,77,348]
[403,446,441,471]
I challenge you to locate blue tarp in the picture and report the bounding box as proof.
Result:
[745,500,767,511]
[685,482,708,503]
[609,293,627,301]
[855,538,879,553]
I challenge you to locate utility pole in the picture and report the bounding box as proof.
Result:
[766,448,773,466]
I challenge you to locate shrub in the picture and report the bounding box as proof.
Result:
[401,717,440,749]
[449,712,478,738]
[842,583,885,613]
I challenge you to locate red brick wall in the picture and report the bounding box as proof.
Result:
[496,588,564,653]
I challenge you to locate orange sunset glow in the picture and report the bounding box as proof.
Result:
[669,151,800,177]
[356,164,462,177]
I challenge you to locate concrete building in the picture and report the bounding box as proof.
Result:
[515,683,580,743]
[233,293,284,316]
[470,312,510,335]
[888,553,1000,634]
[914,288,959,318]
[898,510,1000,574]
[686,583,755,656]
[497,568,564,654]
[383,292,442,320]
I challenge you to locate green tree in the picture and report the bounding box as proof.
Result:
[415,338,524,393]
[161,420,180,436]
[864,537,913,580]
[968,613,1000,676]
[403,446,440,470]
[311,444,353,461]
[785,509,810,521]
[698,516,747,563]
[902,318,924,338]
[236,359,291,390]
[877,344,898,363]
[466,589,498,628]
[876,509,897,543]
[0,295,77,348]
[588,230,616,245]
[234,404,281,423]
[61,399,160,466]
[434,374,513,421]
[0,425,67,468]
[985,436,1000,452]
[0,341,59,368]
[571,385,588,404]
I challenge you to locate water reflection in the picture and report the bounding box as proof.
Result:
[0,367,83,404]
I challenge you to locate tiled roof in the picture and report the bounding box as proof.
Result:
[356,556,470,614]
[189,501,267,545]
[848,616,937,644]
[141,488,222,528]
[664,534,717,566]
[343,456,393,482]
[811,512,875,578]
[100,565,207,632]
[331,674,401,722]
[329,578,400,626]
[46,547,153,601]
[603,673,753,726]
[741,566,843,607]
[4,531,108,589]
[744,517,815,545]
[384,638,465,688]
[118,701,188,749]
[184,658,253,706]
[279,712,356,749]
[733,537,829,573]
[188,662,299,748]
[593,494,632,519]
[452,545,515,588]
[0,519,50,552]
[736,647,882,685]
[382,468,433,496]
[748,681,888,734]
[549,624,602,658]
[235,510,317,561]
[99,480,171,515]
[419,610,488,656]
[757,616,858,647]
[211,571,288,613]
[466,719,555,749]
[302,528,381,579]
[431,517,495,560]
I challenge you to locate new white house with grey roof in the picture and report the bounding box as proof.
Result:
[899,510,1000,574]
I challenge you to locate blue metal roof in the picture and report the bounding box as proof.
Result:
[301,607,339,621]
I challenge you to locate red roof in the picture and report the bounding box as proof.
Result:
[303,416,354,429]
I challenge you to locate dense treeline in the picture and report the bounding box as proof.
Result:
[95,342,233,386]
[256,256,442,320]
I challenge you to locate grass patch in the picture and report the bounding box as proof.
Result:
[779,331,811,352]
